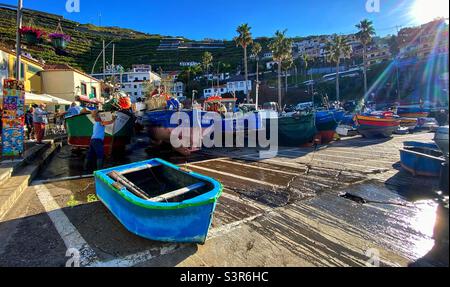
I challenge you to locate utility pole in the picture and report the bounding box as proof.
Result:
[394,25,402,105]
[102,40,106,80]
[15,0,23,80]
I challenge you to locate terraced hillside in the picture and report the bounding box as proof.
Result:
[0,7,258,73]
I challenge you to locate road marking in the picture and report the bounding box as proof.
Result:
[87,244,181,267]
[34,184,98,266]
[214,159,299,176]
[187,164,283,189]
[278,150,395,164]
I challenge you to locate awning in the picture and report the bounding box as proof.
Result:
[77,95,100,104]
[0,92,72,106]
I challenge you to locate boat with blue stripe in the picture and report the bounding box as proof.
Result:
[94,158,223,244]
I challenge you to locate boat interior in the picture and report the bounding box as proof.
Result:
[108,164,215,203]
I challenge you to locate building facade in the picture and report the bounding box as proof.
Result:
[0,46,44,94]
[42,64,102,105]
[91,64,161,103]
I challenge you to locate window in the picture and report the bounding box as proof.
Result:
[90,87,97,98]
[12,62,25,80]
[134,85,137,89]
[135,77,138,81]
[80,83,87,96]
[134,92,138,96]
[143,77,147,81]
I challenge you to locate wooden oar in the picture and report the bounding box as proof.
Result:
[108,171,150,200]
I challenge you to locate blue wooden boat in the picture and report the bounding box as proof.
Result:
[315,109,345,131]
[94,158,223,244]
[400,142,445,177]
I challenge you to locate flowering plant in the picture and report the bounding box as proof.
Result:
[49,33,71,42]
[19,26,46,39]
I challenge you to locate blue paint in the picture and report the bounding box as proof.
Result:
[94,158,223,243]
[400,142,445,177]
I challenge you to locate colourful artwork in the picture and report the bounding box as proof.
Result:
[1,79,25,159]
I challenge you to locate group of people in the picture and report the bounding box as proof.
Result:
[23,101,87,144]
[24,103,50,144]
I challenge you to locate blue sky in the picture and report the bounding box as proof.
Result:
[2,0,448,39]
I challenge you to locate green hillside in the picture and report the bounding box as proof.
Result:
[0,7,264,73]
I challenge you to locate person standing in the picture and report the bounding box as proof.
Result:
[83,110,115,171]
[33,104,49,144]
[25,107,35,140]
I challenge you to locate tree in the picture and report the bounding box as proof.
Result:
[234,24,253,102]
[202,51,213,87]
[268,30,293,108]
[356,19,376,98]
[325,35,352,102]
[282,55,293,94]
[252,42,262,83]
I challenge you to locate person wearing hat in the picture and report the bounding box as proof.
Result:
[83,110,115,171]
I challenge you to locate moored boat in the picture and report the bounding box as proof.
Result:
[65,111,135,155]
[399,117,418,131]
[400,142,445,177]
[94,158,222,243]
[354,111,400,138]
[434,125,449,158]
[278,111,316,146]
[397,105,430,118]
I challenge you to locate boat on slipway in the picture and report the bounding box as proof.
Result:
[400,142,445,177]
[94,158,222,243]
[354,111,400,138]
[261,103,316,147]
[65,110,135,155]
[397,104,430,118]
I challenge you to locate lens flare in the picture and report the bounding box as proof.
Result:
[410,0,449,24]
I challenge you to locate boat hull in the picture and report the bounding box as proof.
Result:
[400,146,445,177]
[94,158,222,243]
[65,111,135,155]
[276,113,316,146]
[355,115,400,138]
[434,126,449,157]
[144,110,265,154]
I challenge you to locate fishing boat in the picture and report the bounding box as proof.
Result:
[399,117,418,132]
[397,105,430,118]
[434,125,449,158]
[94,158,222,243]
[354,111,400,138]
[400,142,445,177]
[278,111,316,146]
[315,110,344,131]
[65,110,135,155]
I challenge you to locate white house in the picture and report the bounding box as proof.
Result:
[91,64,161,103]
[226,76,252,94]
[203,85,228,98]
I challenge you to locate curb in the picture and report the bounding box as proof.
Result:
[0,141,62,221]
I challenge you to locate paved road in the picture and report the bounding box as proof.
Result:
[0,132,448,267]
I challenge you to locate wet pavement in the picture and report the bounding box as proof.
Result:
[0,132,448,267]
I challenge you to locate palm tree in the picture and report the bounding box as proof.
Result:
[300,53,310,93]
[269,30,293,108]
[325,35,352,102]
[356,19,376,98]
[234,24,253,102]
[202,51,213,88]
[251,42,262,85]
[282,55,293,94]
